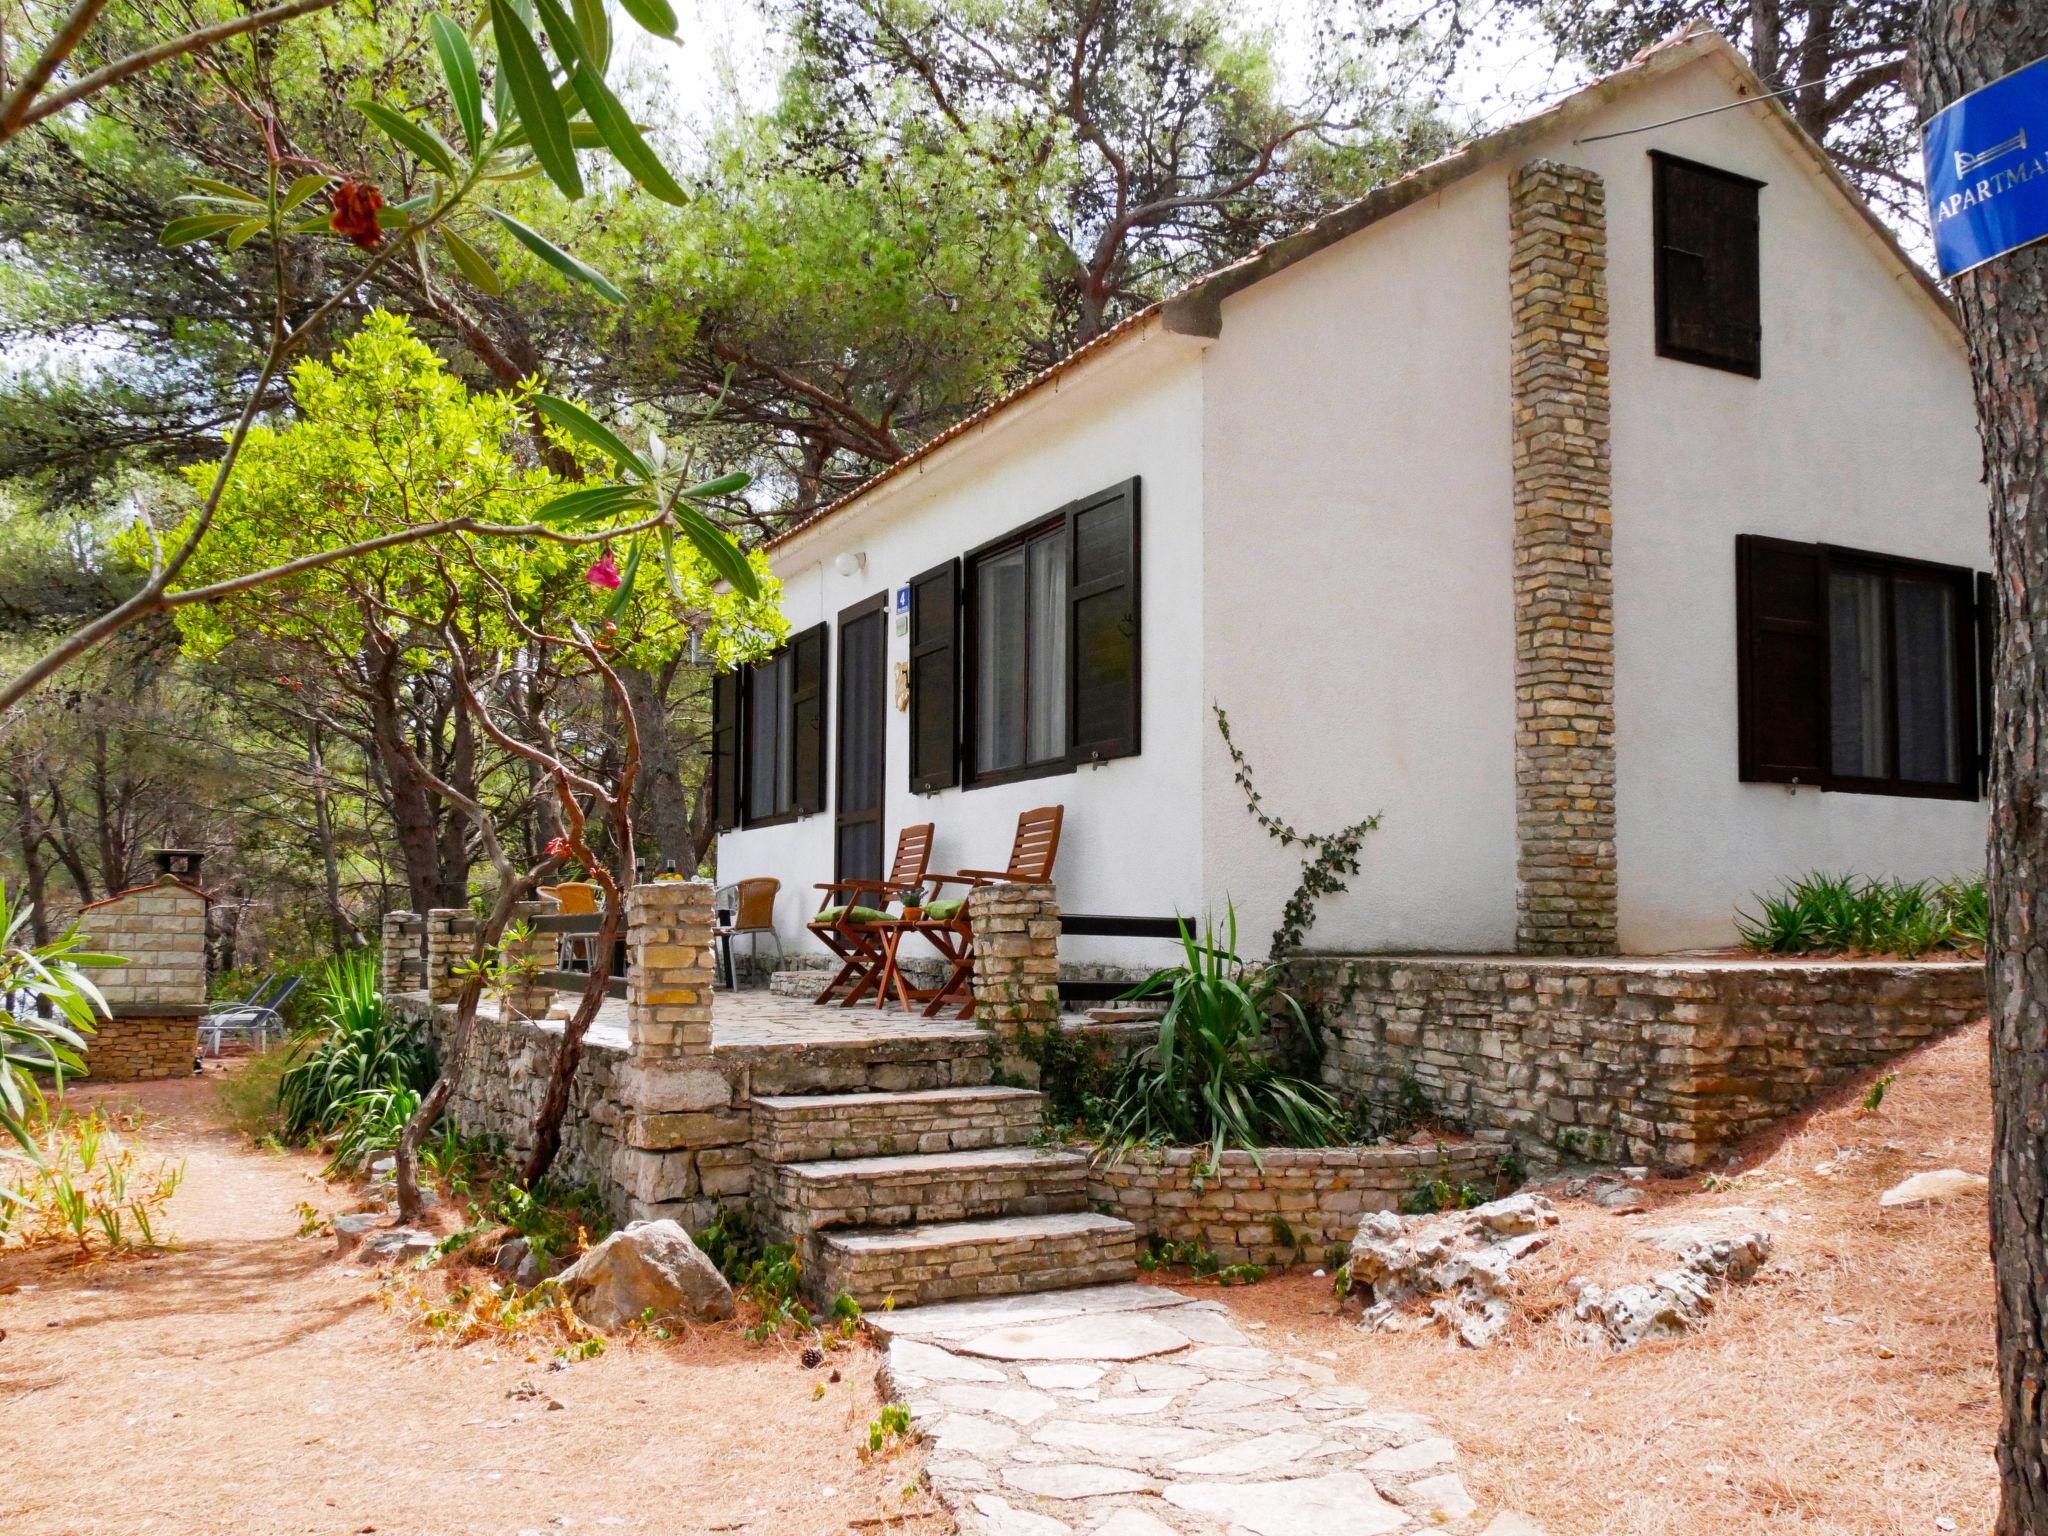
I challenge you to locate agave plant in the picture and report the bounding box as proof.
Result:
[1,879,120,1154]
[276,951,435,1144]
[1096,906,1347,1166]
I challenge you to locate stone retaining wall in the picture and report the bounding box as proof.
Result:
[1088,1140,1514,1268]
[1295,955,1986,1170]
[85,1014,197,1081]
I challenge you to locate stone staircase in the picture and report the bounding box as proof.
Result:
[751,1076,1136,1309]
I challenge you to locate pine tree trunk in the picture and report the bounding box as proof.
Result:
[1912,7,2048,1528]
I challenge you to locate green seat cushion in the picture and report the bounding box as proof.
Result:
[815,904,893,925]
[923,897,965,922]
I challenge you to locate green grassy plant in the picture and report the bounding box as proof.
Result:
[1097,907,1347,1165]
[1735,872,1988,957]
[0,1106,183,1256]
[210,1047,293,1139]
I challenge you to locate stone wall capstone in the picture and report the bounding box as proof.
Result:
[1296,954,1986,1169]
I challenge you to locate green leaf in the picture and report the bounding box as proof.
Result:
[225,217,268,251]
[602,534,644,621]
[438,225,502,294]
[160,212,251,247]
[530,393,652,479]
[490,0,582,200]
[497,118,622,152]
[487,208,624,302]
[567,61,688,205]
[570,0,612,71]
[533,484,653,525]
[278,173,330,214]
[615,0,679,39]
[356,99,462,177]
[185,176,263,204]
[678,470,750,500]
[430,13,486,154]
[671,501,759,598]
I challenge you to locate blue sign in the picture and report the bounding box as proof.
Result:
[1922,55,2048,278]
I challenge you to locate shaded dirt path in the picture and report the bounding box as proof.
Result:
[0,1075,949,1536]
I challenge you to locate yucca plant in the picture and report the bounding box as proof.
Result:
[1096,906,1347,1166]
[276,951,434,1143]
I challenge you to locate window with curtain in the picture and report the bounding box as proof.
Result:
[973,524,1069,777]
[1738,535,1981,799]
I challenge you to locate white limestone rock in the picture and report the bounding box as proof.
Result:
[1565,1226,1770,1350]
[556,1218,734,1329]
[1879,1169,1989,1208]
[1348,1194,1558,1346]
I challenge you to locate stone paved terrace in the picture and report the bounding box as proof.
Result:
[468,985,1104,1052]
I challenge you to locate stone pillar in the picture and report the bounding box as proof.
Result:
[498,901,557,1021]
[379,910,423,994]
[969,882,1060,1081]
[1509,160,1618,956]
[612,879,745,1225]
[424,907,478,1004]
[77,875,209,1080]
[625,880,715,1059]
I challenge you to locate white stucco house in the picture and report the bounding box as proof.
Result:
[711,25,1988,972]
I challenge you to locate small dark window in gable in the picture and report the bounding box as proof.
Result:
[1653,151,1763,377]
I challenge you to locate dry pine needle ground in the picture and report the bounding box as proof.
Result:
[1188,1019,1998,1536]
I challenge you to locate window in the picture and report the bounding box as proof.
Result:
[911,478,1140,792]
[1736,536,1983,799]
[973,522,1069,776]
[1652,151,1762,377]
[709,622,827,829]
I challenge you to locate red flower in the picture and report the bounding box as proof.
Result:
[585,550,622,590]
[545,836,571,857]
[329,180,384,249]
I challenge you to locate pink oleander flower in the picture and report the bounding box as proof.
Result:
[585,549,622,590]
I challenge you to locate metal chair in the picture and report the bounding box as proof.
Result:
[201,975,302,1054]
[713,877,782,987]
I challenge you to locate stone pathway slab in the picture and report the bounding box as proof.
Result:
[877,1284,1501,1535]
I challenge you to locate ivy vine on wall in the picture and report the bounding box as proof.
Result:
[1214,704,1382,961]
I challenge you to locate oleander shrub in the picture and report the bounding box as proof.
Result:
[1736,872,1988,957]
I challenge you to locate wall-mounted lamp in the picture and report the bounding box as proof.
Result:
[833,550,866,579]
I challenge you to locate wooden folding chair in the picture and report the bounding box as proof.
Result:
[882,806,1063,1018]
[808,824,934,1006]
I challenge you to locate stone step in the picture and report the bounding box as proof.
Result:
[723,1029,995,1096]
[751,1085,1045,1164]
[769,1145,1088,1235]
[811,1211,1137,1310]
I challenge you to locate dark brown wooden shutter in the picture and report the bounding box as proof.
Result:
[1068,478,1140,763]
[1736,534,1826,784]
[908,559,960,792]
[710,667,740,832]
[789,622,828,815]
[1653,152,1762,377]
[1977,569,1995,794]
